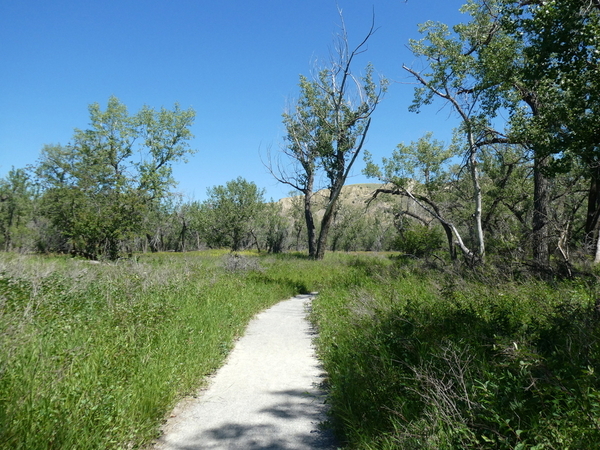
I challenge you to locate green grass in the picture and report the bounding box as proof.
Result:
[0,251,306,449]
[310,259,600,449]
[2,251,600,449]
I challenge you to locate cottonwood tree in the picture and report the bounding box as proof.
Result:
[401,7,519,262]
[258,201,289,253]
[268,14,387,260]
[365,133,467,260]
[400,1,545,265]
[35,96,195,259]
[450,0,600,265]
[200,177,266,251]
[503,0,600,262]
[399,0,600,268]
[0,167,33,251]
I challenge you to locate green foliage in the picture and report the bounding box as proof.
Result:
[391,224,444,257]
[328,202,396,253]
[0,252,312,450]
[311,260,600,449]
[200,177,267,251]
[260,201,289,253]
[2,251,600,449]
[35,96,196,260]
[276,22,388,260]
[0,167,34,251]
[365,132,453,195]
[505,0,600,171]
[364,133,467,260]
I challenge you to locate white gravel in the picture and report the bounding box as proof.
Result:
[151,293,339,450]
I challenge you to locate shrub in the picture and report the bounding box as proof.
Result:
[390,225,444,257]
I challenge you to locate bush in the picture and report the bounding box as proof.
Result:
[390,225,444,257]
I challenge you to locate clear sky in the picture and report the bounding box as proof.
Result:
[0,0,466,201]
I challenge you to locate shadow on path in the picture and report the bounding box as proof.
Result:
[151,294,339,450]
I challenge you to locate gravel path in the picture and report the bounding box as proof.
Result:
[151,293,339,450]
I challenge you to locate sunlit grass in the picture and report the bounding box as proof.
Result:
[3,251,598,449]
[0,252,303,449]
[310,260,600,449]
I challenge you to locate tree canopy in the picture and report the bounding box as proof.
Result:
[35,96,196,259]
[269,14,387,259]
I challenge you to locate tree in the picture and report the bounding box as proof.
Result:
[365,133,467,260]
[268,13,387,260]
[287,192,309,251]
[200,177,266,251]
[502,0,600,262]
[327,200,396,252]
[402,7,521,262]
[35,96,195,259]
[402,0,588,267]
[0,167,33,251]
[398,0,600,268]
[257,201,289,253]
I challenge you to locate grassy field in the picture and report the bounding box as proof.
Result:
[0,251,310,449]
[1,251,600,449]
[311,258,600,449]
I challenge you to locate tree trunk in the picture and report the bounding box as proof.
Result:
[467,128,485,261]
[586,167,600,234]
[146,233,158,253]
[585,165,600,261]
[304,191,317,258]
[179,218,187,252]
[315,211,332,260]
[441,222,457,260]
[315,182,344,260]
[532,154,550,266]
[594,228,600,264]
[250,228,262,253]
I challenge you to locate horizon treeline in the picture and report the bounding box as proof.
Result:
[1,0,599,272]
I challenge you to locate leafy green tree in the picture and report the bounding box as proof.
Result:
[268,15,387,260]
[478,143,533,256]
[400,0,558,263]
[501,0,600,261]
[200,177,266,251]
[35,96,195,259]
[365,133,466,260]
[286,192,308,251]
[258,201,288,253]
[0,167,34,251]
[401,0,600,266]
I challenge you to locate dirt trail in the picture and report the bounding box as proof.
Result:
[151,293,339,450]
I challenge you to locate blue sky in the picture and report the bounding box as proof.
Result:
[0,0,466,201]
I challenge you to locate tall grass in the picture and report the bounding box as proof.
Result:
[310,259,600,449]
[0,251,307,449]
[4,251,599,449]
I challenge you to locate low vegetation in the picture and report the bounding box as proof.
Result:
[2,251,599,449]
[311,257,600,449]
[0,251,309,449]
